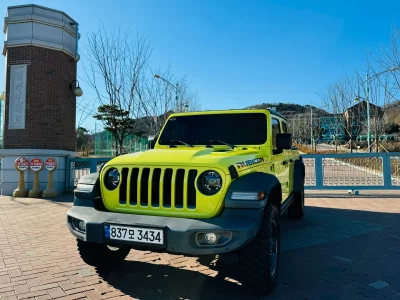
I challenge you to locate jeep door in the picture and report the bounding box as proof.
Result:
[271,117,289,201]
[280,119,295,195]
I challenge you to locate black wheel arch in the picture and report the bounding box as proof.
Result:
[224,172,282,212]
[293,158,305,192]
[74,172,106,210]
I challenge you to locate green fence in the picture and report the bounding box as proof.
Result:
[94,127,148,157]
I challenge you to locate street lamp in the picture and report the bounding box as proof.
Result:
[354,65,400,152]
[154,74,187,112]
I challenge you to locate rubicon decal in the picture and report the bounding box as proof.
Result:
[236,157,265,169]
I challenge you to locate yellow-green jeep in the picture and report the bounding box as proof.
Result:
[67,109,305,296]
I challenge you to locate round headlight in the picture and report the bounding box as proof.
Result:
[199,171,222,195]
[106,168,120,190]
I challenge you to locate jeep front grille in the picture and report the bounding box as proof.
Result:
[118,167,198,209]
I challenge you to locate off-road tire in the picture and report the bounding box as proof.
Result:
[77,240,130,269]
[288,177,305,220]
[238,202,280,296]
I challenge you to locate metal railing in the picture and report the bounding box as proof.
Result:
[66,153,400,192]
[66,157,111,191]
[302,152,400,190]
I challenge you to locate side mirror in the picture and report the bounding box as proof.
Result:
[148,135,158,149]
[276,133,292,150]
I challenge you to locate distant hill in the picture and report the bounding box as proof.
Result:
[245,102,328,117]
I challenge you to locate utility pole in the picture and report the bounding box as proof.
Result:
[365,73,371,153]
[154,74,183,113]
[310,106,313,149]
[175,83,179,112]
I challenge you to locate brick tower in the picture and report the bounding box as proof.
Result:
[1,5,81,195]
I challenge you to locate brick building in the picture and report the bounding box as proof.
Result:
[1,4,80,195]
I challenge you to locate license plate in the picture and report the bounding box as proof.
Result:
[104,224,164,245]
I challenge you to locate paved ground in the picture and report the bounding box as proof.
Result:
[0,192,399,300]
[305,143,352,152]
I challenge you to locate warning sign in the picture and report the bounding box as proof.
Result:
[15,157,29,172]
[30,158,44,172]
[45,158,57,172]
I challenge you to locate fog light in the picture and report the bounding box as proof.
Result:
[204,233,218,245]
[78,220,85,231]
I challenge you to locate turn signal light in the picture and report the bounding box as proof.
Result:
[231,191,265,200]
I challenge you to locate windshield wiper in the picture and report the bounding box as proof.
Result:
[206,140,236,149]
[161,140,194,147]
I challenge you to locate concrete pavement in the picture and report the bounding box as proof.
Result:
[0,193,399,299]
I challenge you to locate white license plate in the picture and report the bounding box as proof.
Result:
[105,224,164,245]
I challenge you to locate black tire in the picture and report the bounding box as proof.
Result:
[238,202,280,296]
[77,239,130,269]
[288,177,305,220]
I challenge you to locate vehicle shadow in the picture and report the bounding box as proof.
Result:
[96,259,255,300]
[94,204,400,300]
[49,191,74,203]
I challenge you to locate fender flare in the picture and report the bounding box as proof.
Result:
[224,172,281,209]
[74,172,105,210]
[293,159,305,192]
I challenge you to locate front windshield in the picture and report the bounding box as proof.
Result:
[158,113,267,146]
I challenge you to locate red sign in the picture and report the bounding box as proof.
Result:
[15,157,29,172]
[45,158,57,172]
[30,158,43,172]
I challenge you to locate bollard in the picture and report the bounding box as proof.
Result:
[13,157,29,197]
[28,158,44,198]
[42,158,57,197]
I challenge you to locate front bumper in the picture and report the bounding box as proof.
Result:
[67,200,263,255]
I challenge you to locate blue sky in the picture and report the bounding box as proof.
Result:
[1,0,399,131]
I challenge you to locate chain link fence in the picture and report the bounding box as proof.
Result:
[93,126,148,157]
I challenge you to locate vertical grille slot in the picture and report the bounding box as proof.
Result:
[175,169,185,208]
[129,168,139,205]
[140,168,150,206]
[118,167,200,212]
[187,170,197,208]
[151,168,161,207]
[119,168,129,204]
[163,168,173,207]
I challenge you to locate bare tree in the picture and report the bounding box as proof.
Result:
[83,26,201,153]
[366,26,400,151]
[135,69,202,137]
[356,65,398,152]
[76,127,94,156]
[76,97,97,128]
[371,26,400,91]
[83,27,151,156]
[135,68,175,136]
[320,75,361,152]
[175,76,201,112]
[286,114,311,146]
[317,27,400,153]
